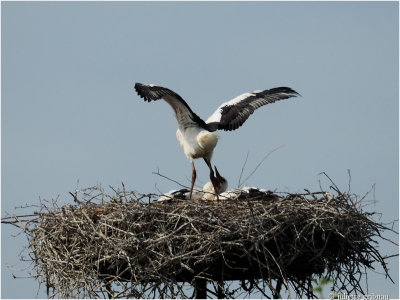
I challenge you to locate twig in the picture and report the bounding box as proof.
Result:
[239,145,284,187]
[152,168,189,189]
[238,151,250,188]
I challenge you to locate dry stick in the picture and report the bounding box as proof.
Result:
[1,214,38,221]
[152,168,189,189]
[237,151,250,188]
[239,145,285,188]
[347,169,352,194]
[319,171,342,195]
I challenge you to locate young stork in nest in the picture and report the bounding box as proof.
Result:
[135,83,299,200]
[158,166,228,202]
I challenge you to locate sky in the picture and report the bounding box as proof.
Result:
[1,1,399,298]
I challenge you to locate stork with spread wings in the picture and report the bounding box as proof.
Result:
[135,83,299,200]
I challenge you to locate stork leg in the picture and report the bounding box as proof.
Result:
[203,158,219,201]
[189,159,196,200]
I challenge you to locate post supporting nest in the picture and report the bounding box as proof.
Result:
[194,278,207,299]
[2,182,396,299]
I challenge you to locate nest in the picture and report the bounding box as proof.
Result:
[3,181,395,299]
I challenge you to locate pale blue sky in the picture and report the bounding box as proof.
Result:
[2,1,398,298]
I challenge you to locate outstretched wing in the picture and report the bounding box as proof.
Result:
[206,87,300,131]
[135,83,207,129]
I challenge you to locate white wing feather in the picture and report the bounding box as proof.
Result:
[206,92,255,123]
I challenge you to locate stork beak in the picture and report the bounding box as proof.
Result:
[214,166,222,179]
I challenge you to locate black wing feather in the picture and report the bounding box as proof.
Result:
[135,83,208,129]
[208,87,300,131]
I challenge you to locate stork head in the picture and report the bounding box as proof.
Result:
[213,166,228,194]
[203,166,228,195]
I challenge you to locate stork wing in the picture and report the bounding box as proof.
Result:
[206,87,300,131]
[135,83,207,129]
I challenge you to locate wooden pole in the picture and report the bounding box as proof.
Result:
[194,278,207,299]
[217,279,224,299]
[273,278,282,299]
[104,281,113,299]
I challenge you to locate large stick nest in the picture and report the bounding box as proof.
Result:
[3,180,395,298]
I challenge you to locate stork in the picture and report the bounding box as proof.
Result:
[135,82,299,200]
[158,166,228,202]
[201,166,228,200]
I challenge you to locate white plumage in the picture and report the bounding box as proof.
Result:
[135,83,299,200]
[157,185,278,202]
[219,187,278,201]
[176,127,218,161]
[205,92,257,124]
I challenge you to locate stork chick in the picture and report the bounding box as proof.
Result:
[158,166,227,202]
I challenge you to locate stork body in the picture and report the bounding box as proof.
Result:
[176,127,218,161]
[135,83,299,199]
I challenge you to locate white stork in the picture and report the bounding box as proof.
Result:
[135,83,299,200]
